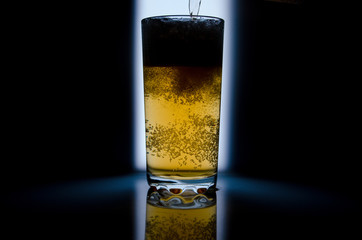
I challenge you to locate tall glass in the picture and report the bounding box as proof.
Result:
[142,16,224,191]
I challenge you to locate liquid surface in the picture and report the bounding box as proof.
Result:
[144,66,222,178]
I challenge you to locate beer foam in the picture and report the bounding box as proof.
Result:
[142,16,224,66]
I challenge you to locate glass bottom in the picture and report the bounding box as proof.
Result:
[147,170,217,194]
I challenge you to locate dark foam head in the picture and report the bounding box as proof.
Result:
[142,15,224,67]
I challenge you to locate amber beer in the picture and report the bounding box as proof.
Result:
[142,16,224,188]
[145,188,216,240]
[146,203,216,240]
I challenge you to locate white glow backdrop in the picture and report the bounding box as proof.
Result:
[133,0,235,171]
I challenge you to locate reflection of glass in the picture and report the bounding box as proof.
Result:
[145,187,216,240]
[142,16,224,190]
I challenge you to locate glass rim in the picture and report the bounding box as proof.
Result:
[141,15,224,22]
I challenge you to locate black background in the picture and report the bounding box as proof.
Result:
[3,2,136,193]
[231,0,359,200]
[3,0,359,203]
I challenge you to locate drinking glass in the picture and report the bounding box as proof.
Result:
[142,15,224,192]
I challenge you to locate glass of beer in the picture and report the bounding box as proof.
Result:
[142,15,224,191]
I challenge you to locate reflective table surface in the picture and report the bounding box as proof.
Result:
[4,173,360,239]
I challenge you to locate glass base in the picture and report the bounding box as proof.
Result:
[147,186,216,209]
[147,171,217,194]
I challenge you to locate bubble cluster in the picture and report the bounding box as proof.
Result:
[146,114,219,169]
[144,66,221,172]
[146,211,216,240]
